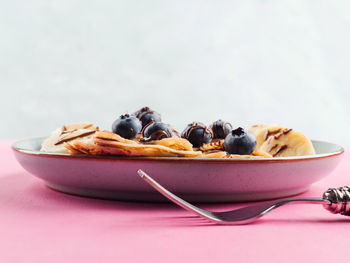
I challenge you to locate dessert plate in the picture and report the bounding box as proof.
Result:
[12,137,344,203]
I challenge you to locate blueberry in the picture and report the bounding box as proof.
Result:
[224,127,256,155]
[181,122,213,147]
[112,114,142,139]
[133,107,161,127]
[209,120,233,139]
[142,122,174,141]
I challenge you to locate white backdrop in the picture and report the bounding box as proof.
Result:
[1,1,350,148]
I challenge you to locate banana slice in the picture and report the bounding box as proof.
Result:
[248,124,284,149]
[259,128,315,157]
[40,122,98,153]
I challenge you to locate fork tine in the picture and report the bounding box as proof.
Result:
[137,169,220,223]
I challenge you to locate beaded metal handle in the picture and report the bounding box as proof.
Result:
[323,186,350,215]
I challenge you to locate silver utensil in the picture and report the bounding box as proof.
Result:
[137,169,350,224]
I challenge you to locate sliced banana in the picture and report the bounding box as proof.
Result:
[259,128,315,157]
[248,124,284,149]
[40,122,98,153]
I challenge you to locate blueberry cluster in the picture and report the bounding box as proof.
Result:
[111,107,256,155]
[112,107,176,141]
[181,120,256,154]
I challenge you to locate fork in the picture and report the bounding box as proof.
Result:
[137,169,350,224]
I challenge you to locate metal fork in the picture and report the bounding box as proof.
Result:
[137,169,350,224]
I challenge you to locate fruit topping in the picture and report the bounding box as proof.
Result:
[224,127,256,155]
[181,122,213,147]
[133,107,161,127]
[258,128,315,157]
[142,122,175,141]
[112,114,142,139]
[209,120,232,139]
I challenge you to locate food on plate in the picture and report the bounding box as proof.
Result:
[142,122,179,142]
[111,114,142,139]
[224,127,257,155]
[248,124,315,157]
[133,107,161,128]
[40,122,99,154]
[181,122,213,147]
[248,124,284,148]
[40,107,316,158]
[68,130,202,157]
[209,120,233,139]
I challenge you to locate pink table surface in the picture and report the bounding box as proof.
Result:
[1,140,350,263]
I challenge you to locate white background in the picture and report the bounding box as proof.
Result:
[1,1,350,148]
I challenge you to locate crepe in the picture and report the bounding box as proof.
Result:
[41,122,273,159]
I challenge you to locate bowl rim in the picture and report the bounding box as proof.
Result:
[11,136,345,163]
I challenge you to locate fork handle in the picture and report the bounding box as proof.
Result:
[323,186,350,215]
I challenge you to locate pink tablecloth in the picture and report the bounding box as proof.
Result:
[1,140,350,263]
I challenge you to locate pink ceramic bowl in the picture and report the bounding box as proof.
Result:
[12,137,344,202]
